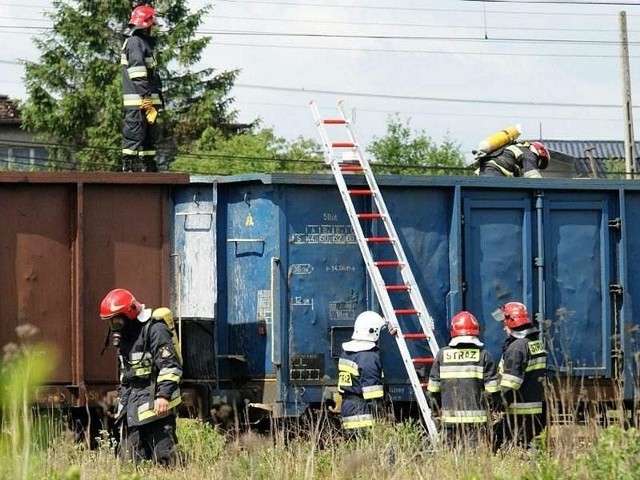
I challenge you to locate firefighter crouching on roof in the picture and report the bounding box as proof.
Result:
[100,288,182,465]
[476,141,550,178]
[427,311,500,449]
[495,302,547,449]
[338,311,389,437]
[121,4,163,172]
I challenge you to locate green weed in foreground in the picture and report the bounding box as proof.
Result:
[3,411,640,479]
[1,324,58,480]
[581,426,640,480]
[2,328,640,479]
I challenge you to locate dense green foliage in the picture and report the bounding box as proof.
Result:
[20,0,239,171]
[170,126,323,174]
[602,158,629,179]
[366,115,468,176]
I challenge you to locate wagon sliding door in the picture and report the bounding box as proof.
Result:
[461,190,614,377]
[0,185,73,384]
[543,195,613,377]
[462,193,534,358]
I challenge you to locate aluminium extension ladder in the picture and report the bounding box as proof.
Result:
[310,100,441,441]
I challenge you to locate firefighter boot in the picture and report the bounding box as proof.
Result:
[143,157,158,172]
[122,155,138,172]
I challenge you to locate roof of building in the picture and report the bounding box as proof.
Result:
[541,139,640,179]
[0,95,21,124]
[543,139,640,160]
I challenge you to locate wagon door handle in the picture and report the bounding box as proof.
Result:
[270,256,282,367]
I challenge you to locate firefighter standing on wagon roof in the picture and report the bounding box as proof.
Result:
[100,288,182,465]
[495,301,548,449]
[427,311,500,450]
[121,4,163,172]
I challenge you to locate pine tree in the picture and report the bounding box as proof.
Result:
[20,0,240,171]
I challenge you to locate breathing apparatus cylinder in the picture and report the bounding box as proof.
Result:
[476,124,522,156]
[152,307,182,359]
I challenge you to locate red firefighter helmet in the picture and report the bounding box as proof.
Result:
[501,301,532,329]
[128,5,157,29]
[450,311,480,337]
[100,288,143,321]
[529,141,550,170]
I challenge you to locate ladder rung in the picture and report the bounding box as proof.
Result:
[366,237,392,243]
[395,309,418,315]
[340,165,364,172]
[332,142,356,148]
[413,357,435,364]
[403,333,428,340]
[374,260,402,267]
[386,285,409,291]
[323,119,347,124]
[348,189,374,196]
[357,213,382,219]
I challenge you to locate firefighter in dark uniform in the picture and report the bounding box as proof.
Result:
[427,311,500,449]
[477,141,550,178]
[121,4,163,172]
[100,288,182,465]
[495,301,547,449]
[338,311,388,437]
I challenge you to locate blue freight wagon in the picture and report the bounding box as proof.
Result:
[172,173,640,425]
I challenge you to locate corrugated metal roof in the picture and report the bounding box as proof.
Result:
[538,139,640,178]
[542,140,640,160]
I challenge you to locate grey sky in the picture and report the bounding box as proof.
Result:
[1,0,640,156]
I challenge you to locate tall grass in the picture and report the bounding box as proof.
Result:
[8,414,640,480]
[2,324,640,479]
[0,324,57,480]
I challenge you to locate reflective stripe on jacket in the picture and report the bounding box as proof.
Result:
[121,32,163,109]
[118,319,182,427]
[342,413,374,430]
[427,343,499,424]
[477,143,541,178]
[338,348,384,400]
[499,332,547,415]
[338,346,384,430]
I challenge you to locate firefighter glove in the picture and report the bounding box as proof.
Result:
[140,98,158,124]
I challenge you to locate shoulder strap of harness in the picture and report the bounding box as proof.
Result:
[505,144,524,159]
[142,320,158,410]
[482,144,525,177]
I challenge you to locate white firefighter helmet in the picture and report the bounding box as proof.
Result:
[352,311,386,342]
[342,311,387,353]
